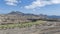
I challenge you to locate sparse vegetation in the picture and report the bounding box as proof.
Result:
[0,20,45,29]
[0,11,60,34]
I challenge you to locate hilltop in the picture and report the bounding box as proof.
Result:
[0,11,41,24]
[0,11,60,24]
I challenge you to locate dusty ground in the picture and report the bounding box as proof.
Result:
[0,21,60,34]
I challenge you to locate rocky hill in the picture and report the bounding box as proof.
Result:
[0,11,41,24]
[0,11,60,34]
[0,11,60,24]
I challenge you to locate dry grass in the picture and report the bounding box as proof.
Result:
[0,20,45,29]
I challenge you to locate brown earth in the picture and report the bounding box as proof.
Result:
[0,21,60,34]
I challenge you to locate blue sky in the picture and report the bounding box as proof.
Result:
[0,0,60,15]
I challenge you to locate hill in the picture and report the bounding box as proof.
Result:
[0,11,60,24]
[0,11,41,24]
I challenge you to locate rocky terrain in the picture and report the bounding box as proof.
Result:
[0,21,60,34]
[0,11,41,24]
[0,11,60,34]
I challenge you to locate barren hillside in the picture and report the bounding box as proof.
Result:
[0,11,60,34]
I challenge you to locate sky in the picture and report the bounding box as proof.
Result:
[0,0,60,16]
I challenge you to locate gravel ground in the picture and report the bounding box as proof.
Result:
[0,21,60,34]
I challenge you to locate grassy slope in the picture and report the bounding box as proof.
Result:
[0,20,45,29]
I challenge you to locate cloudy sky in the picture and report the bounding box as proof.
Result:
[0,0,60,15]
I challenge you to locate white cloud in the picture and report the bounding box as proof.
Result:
[5,0,19,6]
[25,0,60,9]
[51,0,60,4]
